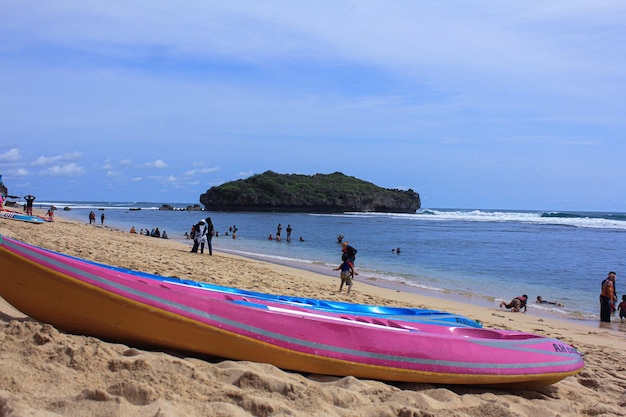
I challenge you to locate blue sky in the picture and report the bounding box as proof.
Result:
[1,1,625,211]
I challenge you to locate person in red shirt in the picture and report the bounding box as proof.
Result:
[500,294,528,312]
[600,272,617,322]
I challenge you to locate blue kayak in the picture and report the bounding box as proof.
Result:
[33,243,482,328]
[159,276,482,327]
[0,210,45,224]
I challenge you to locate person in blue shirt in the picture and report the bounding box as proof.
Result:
[333,254,355,294]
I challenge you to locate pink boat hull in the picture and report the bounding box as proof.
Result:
[0,235,584,387]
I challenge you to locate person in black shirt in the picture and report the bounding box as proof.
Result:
[341,241,358,265]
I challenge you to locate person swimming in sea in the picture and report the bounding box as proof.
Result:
[536,296,564,307]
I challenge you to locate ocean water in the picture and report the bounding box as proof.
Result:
[35,200,626,326]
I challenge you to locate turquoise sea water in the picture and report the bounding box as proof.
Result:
[35,200,626,328]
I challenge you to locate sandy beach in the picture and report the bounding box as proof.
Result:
[1,212,625,416]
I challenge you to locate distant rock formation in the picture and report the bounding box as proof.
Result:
[199,171,421,213]
[157,204,203,211]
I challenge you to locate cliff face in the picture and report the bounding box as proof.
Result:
[199,171,421,213]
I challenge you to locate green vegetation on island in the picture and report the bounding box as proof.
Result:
[199,171,421,213]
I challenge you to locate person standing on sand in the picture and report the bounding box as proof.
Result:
[190,220,205,253]
[192,220,213,254]
[89,211,96,224]
[600,272,617,322]
[24,194,35,215]
[500,295,528,312]
[333,253,355,294]
[100,212,105,225]
[342,241,358,265]
[204,217,215,255]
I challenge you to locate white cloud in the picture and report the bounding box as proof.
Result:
[63,151,83,161]
[144,159,168,169]
[183,167,219,177]
[33,156,61,166]
[39,163,85,177]
[148,175,176,184]
[33,152,83,166]
[8,168,30,177]
[0,148,21,162]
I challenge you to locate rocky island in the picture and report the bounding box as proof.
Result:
[199,171,421,213]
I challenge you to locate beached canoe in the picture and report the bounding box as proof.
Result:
[0,209,46,224]
[0,235,584,387]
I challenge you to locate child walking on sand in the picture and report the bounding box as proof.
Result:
[333,254,355,294]
[618,295,626,323]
